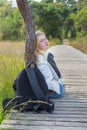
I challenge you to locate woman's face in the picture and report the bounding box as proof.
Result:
[37,34,49,51]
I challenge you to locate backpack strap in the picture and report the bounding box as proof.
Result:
[25,67,47,101]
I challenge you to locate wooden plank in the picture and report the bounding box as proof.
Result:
[10,112,87,118]
[2,119,87,127]
[6,116,87,123]
[1,125,87,130]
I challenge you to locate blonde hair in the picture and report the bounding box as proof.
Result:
[35,30,45,54]
[35,30,46,63]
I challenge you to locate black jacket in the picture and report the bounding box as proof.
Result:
[47,53,61,78]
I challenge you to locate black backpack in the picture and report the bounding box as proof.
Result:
[2,63,54,113]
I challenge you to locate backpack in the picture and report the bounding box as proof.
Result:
[2,63,54,113]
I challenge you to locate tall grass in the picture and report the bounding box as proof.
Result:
[70,37,87,54]
[0,41,25,124]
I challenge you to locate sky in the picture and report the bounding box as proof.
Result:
[8,0,41,6]
[8,0,41,7]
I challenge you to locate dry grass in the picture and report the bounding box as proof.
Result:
[70,41,87,54]
[0,41,25,56]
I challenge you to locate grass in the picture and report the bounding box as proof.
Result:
[0,41,25,124]
[69,38,87,54]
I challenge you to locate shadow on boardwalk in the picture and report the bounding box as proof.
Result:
[0,45,87,130]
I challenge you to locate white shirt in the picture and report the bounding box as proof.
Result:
[37,51,61,94]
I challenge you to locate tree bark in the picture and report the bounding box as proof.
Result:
[16,0,36,67]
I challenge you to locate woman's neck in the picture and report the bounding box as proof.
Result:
[39,50,47,55]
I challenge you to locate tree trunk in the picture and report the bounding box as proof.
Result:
[16,0,36,67]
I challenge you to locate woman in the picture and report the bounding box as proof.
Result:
[35,30,64,99]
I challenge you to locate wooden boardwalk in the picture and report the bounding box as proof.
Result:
[0,45,87,130]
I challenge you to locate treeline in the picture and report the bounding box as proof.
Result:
[0,0,87,41]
